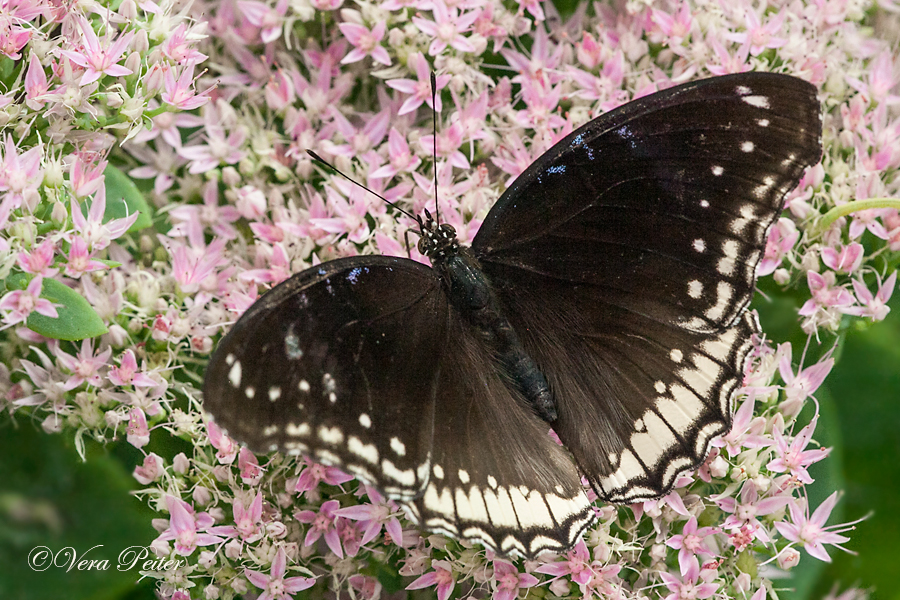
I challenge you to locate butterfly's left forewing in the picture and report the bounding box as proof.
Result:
[204,256,445,499]
[473,72,822,502]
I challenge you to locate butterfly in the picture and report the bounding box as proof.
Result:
[203,72,822,557]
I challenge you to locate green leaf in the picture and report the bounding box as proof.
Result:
[102,165,153,232]
[6,274,108,340]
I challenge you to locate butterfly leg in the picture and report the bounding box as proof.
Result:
[403,228,414,258]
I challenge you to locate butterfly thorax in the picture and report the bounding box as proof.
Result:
[420,218,559,424]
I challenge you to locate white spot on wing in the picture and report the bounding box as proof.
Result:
[359,413,371,428]
[483,487,518,527]
[741,141,754,153]
[390,437,407,457]
[693,239,706,253]
[705,280,734,321]
[348,436,379,463]
[298,380,310,392]
[268,387,281,401]
[458,469,470,484]
[228,361,242,387]
[670,349,683,363]
[711,165,724,176]
[743,95,770,108]
[318,425,344,445]
[287,423,310,437]
[245,386,255,398]
[630,411,678,469]
[688,280,703,299]
[433,464,444,479]
[424,483,455,516]
[382,459,416,486]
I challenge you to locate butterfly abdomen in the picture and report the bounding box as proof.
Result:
[435,247,558,423]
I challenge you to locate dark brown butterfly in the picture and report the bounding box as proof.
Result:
[203,72,822,556]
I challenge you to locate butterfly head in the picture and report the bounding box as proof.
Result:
[417,209,459,261]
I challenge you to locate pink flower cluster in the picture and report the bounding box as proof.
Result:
[2,0,897,599]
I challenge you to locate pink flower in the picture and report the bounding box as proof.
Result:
[54,338,112,388]
[774,492,855,562]
[370,128,422,179]
[16,240,57,276]
[724,9,786,56]
[666,516,719,575]
[758,218,798,276]
[492,560,539,600]
[413,1,479,56]
[24,54,48,109]
[64,237,107,278]
[156,495,229,556]
[71,186,140,251]
[0,275,59,327]
[0,135,44,211]
[334,486,403,546]
[385,52,450,115]
[848,207,889,240]
[845,271,896,321]
[713,395,770,456]
[108,350,158,387]
[652,1,694,46]
[167,237,227,294]
[161,64,211,111]
[766,416,831,484]
[238,0,287,44]
[535,540,592,584]
[338,21,390,66]
[206,420,239,464]
[778,343,834,407]
[233,492,264,542]
[59,17,134,85]
[325,107,390,158]
[238,446,262,484]
[659,557,719,600]
[715,482,790,543]
[177,118,246,174]
[821,243,864,273]
[349,575,382,600]
[133,453,164,484]
[160,23,208,65]
[407,560,455,600]
[419,122,469,169]
[245,547,316,600]
[799,271,855,320]
[294,499,344,557]
[127,408,150,448]
[16,349,72,406]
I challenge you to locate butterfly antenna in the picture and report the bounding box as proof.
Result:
[306,150,418,224]
[431,71,440,226]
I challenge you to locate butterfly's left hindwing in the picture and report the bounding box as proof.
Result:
[473,72,822,502]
